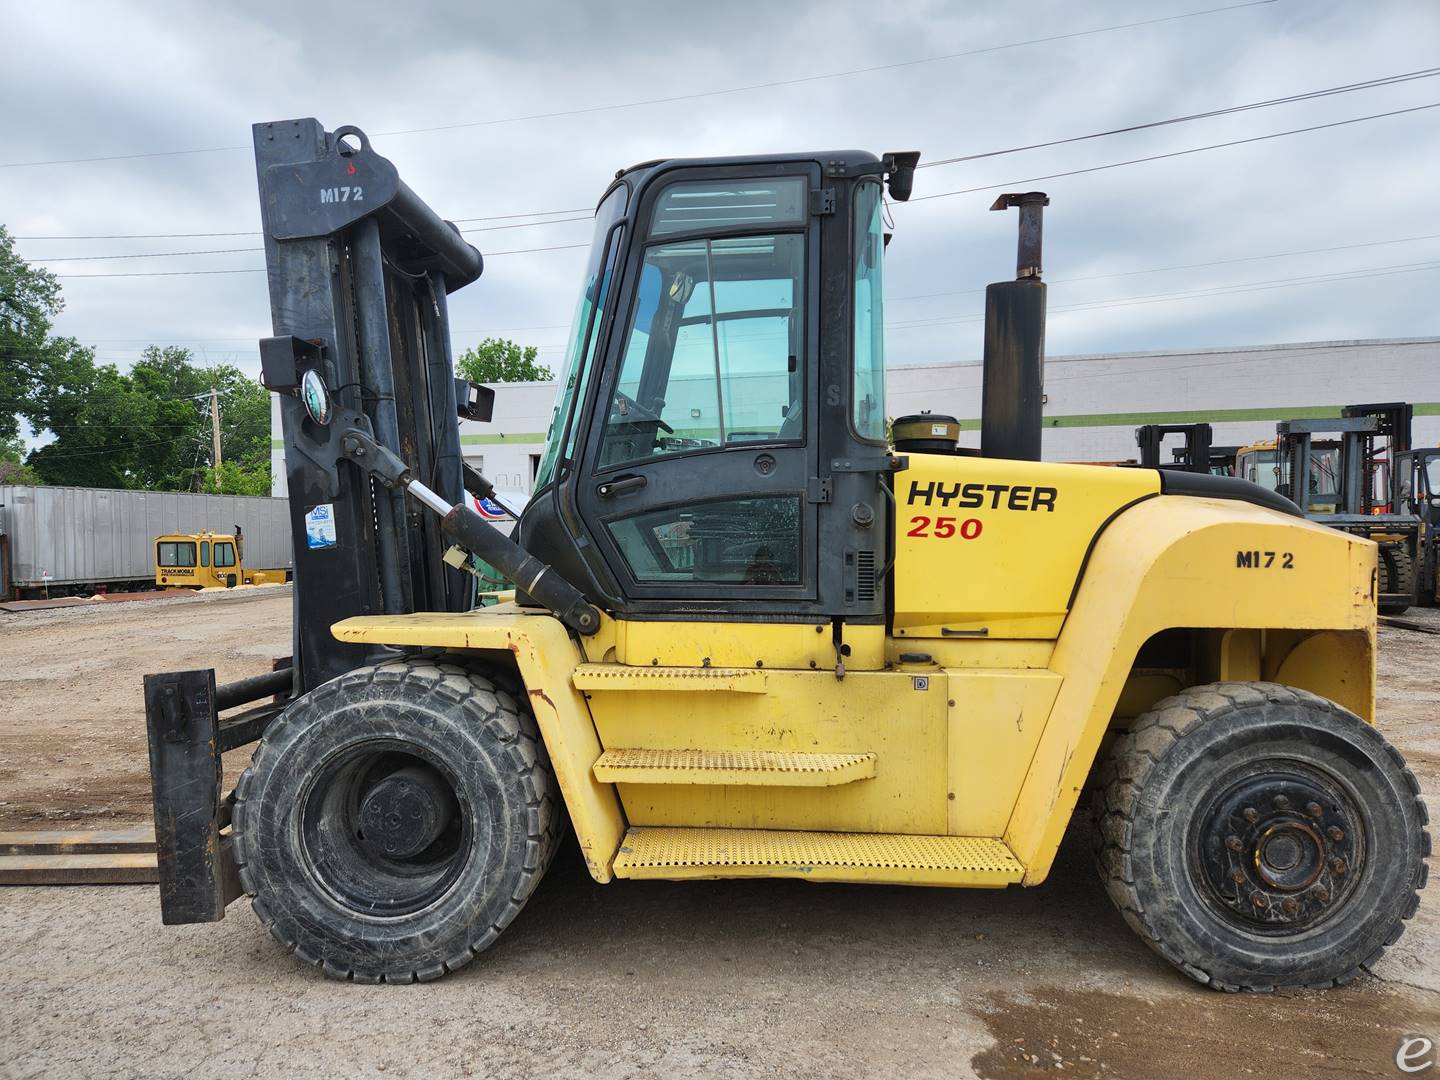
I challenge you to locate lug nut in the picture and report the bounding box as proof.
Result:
[1243,807,1259,823]
[1231,868,1246,884]
[1281,897,1299,915]
[1328,826,1345,842]
[1314,886,1330,903]
[1251,892,1269,910]
[1331,858,1348,876]
[1307,802,1324,818]
[1273,795,1291,810]
[1226,835,1243,852]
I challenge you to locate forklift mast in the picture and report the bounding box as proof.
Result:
[1276,402,1412,516]
[253,119,487,693]
[1135,423,1214,473]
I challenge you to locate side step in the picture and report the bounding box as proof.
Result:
[612,827,1024,887]
[593,748,876,787]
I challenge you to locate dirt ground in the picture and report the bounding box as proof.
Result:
[1,597,1438,1078]
[0,588,293,830]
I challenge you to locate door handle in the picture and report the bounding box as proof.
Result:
[597,474,647,499]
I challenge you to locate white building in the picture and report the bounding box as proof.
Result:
[274,337,1439,498]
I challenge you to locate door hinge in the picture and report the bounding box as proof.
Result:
[810,188,836,216]
[807,477,832,504]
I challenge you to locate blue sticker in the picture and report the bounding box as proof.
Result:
[305,503,338,549]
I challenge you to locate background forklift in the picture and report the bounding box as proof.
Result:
[1397,444,1440,606]
[144,120,1426,993]
[1273,403,1424,614]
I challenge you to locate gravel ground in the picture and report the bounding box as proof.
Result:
[1,599,1437,1078]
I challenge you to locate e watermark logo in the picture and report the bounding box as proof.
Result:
[1398,1036,1436,1073]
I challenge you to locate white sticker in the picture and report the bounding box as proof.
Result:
[930,424,948,436]
[305,503,338,550]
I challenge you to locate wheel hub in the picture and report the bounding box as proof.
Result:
[358,764,455,860]
[1197,770,1362,931]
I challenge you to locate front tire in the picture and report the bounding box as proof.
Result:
[232,657,560,983]
[1379,545,1416,615]
[1090,682,1429,991]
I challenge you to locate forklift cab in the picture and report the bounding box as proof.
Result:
[519,151,916,623]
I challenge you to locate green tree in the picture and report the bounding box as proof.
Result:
[0,225,94,444]
[27,346,272,492]
[455,338,553,384]
[202,460,272,496]
[0,434,37,484]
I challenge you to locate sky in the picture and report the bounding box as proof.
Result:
[2,0,1438,419]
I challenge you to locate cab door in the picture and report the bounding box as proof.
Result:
[575,168,822,611]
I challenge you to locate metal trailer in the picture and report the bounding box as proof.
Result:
[0,485,293,599]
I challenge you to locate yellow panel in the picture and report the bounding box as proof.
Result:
[588,668,948,834]
[946,670,1062,835]
[593,748,876,786]
[573,664,768,693]
[612,827,1023,886]
[1275,630,1373,721]
[331,606,626,883]
[1114,673,1184,719]
[1004,495,1376,885]
[614,619,886,671]
[893,454,1159,639]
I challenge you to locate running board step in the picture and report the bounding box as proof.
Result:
[612,827,1024,887]
[593,749,876,787]
[572,664,768,693]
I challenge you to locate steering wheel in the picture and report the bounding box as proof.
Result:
[613,390,674,434]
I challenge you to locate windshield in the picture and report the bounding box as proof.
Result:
[534,185,628,488]
[1240,449,1280,490]
[1427,457,1440,500]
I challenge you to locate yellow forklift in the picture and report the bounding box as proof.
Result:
[153,527,286,589]
[142,120,1426,993]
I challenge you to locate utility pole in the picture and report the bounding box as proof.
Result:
[209,388,222,471]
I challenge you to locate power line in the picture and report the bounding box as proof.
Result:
[12,209,594,241]
[26,432,208,461]
[908,102,1440,201]
[50,243,590,279]
[887,232,1440,303]
[27,214,600,263]
[0,1,1276,170]
[917,67,1440,168]
[18,64,1433,248]
[886,260,1440,330]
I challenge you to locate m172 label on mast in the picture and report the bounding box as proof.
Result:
[320,186,364,204]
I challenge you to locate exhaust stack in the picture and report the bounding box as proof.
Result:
[980,192,1049,461]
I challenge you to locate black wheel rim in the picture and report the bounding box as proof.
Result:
[299,740,476,918]
[1191,760,1365,935]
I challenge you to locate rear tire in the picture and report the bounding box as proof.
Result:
[232,657,560,983]
[1090,681,1429,991]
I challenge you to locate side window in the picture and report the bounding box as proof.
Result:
[215,543,236,568]
[157,541,197,567]
[600,232,804,468]
[607,495,801,585]
[852,181,887,442]
[200,541,210,567]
